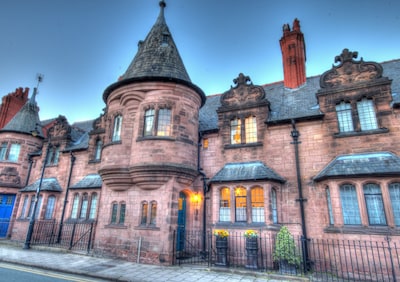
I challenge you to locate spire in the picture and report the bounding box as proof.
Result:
[120,0,191,82]
[0,76,44,137]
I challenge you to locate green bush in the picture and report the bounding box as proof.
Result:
[273,226,301,266]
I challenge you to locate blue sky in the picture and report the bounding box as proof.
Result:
[1,0,399,123]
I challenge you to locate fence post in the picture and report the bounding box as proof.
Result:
[86,222,94,253]
[69,222,76,250]
[386,235,396,281]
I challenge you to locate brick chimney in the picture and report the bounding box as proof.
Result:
[279,18,306,89]
[0,87,29,129]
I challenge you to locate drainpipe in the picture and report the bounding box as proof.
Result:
[290,119,310,272]
[25,155,34,186]
[197,132,208,257]
[57,152,76,243]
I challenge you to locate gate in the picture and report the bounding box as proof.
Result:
[31,220,95,252]
[0,194,16,237]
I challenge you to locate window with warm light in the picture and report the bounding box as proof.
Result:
[219,188,230,222]
[230,116,257,145]
[251,187,264,223]
[235,187,247,222]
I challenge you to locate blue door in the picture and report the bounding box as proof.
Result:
[176,192,186,251]
[0,194,16,237]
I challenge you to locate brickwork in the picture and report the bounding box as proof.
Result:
[0,87,29,129]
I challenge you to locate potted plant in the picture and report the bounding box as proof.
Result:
[213,229,229,266]
[244,229,259,269]
[273,226,301,274]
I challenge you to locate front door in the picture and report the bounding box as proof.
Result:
[176,192,186,251]
[0,194,16,237]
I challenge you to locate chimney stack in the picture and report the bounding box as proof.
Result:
[280,18,306,89]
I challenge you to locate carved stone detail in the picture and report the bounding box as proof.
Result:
[0,167,21,186]
[320,49,383,89]
[220,73,266,108]
[48,115,71,139]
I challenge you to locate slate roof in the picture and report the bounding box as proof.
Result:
[210,161,285,183]
[313,152,400,181]
[20,177,62,192]
[199,59,400,132]
[63,120,94,152]
[0,89,44,137]
[70,174,102,189]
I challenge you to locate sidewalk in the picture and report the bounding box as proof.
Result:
[0,241,308,282]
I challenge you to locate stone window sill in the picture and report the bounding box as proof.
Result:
[324,225,399,235]
[334,128,389,138]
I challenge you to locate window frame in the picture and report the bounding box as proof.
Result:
[230,115,258,145]
[44,195,56,220]
[112,114,123,142]
[143,107,172,137]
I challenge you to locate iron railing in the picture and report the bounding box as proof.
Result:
[30,220,95,252]
[173,230,400,281]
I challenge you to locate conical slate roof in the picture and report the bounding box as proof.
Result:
[120,1,191,82]
[103,1,206,106]
[0,88,44,138]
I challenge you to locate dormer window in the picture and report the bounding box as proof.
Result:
[161,32,169,46]
[335,98,378,134]
[230,116,257,145]
[46,145,60,165]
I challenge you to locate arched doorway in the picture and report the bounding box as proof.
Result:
[176,192,186,251]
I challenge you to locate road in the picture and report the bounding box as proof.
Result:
[0,262,108,282]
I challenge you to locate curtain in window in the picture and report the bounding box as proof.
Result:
[357,98,378,130]
[219,188,230,222]
[230,119,241,144]
[44,196,56,219]
[363,184,386,225]
[157,109,171,136]
[235,187,247,222]
[340,184,361,225]
[389,183,400,226]
[251,187,264,222]
[336,102,354,132]
[8,143,20,162]
[245,116,257,143]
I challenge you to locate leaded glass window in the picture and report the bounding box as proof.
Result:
[357,98,378,130]
[389,183,400,226]
[336,102,354,132]
[219,188,230,222]
[235,187,247,222]
[340,184,361,225]
[251,187,264,222]
[363,183,386,225]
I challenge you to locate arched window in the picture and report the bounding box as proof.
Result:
[79,193,89,219]
[219,188,230,222]
[112,115,122,141]
[251,187,264,222]
[235,187,247,222]
[89,193,98,219]
[45,195,56,219]
[140,201,148,225]
[150,201,157,225]
[71,194,80,219]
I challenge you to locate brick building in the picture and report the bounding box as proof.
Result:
[0,1,399,269]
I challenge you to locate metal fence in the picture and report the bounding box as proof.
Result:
[30,220,95,252]
[173,230,400,282]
